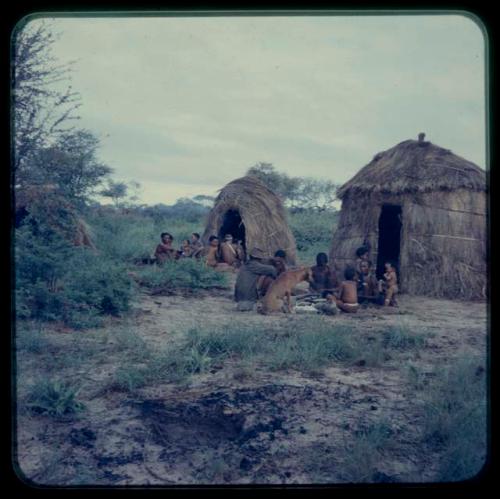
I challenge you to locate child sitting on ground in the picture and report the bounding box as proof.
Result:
[325,266,359,313]
[382,261,399,306]
[355,245,370,278]
[357,260,381,304]
[177,239,192,258]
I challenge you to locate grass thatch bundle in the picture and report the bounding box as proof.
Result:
[15,184,96,249]
[202,176,297,264]
[330,135,487,300]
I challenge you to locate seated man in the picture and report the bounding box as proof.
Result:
[220,234,242,267]
[154,232,176,264]
[190,232,204,259]
[326,266,359,313]
[310,252,338,294]
[234,247,278,309]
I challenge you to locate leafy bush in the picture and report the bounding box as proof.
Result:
[136,259,228,291]
[288,209,338,264]
[15,217,136,328]
[26,378,85,417]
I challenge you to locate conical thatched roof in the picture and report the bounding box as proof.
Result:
[337,137,486,199]
[203,176,297,264]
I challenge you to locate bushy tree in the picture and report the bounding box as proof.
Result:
[13,20,81,185]
[246,162,338,210]
[13,20,112,205]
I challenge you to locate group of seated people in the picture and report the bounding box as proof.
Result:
[153,231,248,269]
[318,245,399,313]
[234,243,399,314]
[154,231,398,313]
[154,232,204,263]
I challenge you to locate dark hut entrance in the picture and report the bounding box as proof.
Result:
[376,205,402,280]
[219,210,246,250]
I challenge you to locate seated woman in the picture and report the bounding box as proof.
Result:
[154,232,176,264]
[220,234,243,268]
[310,252,338,294]
[204,235,233,272]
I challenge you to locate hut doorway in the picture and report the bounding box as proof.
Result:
[376,205,402,279]
[219,210,246,250]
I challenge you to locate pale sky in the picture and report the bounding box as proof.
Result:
[22,14,487,205]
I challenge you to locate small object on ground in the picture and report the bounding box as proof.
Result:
[294,304,318,314]
[315,302,338,316]
[236,301,255,312]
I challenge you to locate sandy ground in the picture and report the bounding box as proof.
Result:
[14,275,488,486]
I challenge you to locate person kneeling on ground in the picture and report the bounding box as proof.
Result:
[325,266,359,313]
[234,247,278,311]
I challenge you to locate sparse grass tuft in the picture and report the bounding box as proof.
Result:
[26,378,85,417]
[16,321,47,354]
[420,355,487,481]
[340,420,394,483]
[382,325,428,350]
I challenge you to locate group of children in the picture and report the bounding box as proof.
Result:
[305,245,398,313]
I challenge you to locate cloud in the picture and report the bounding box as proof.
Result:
[23,14,486,204]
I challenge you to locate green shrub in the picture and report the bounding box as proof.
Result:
[136,259,228,291]
[288,209,338,264]
[26,378,85,417]
[15,218,136,328]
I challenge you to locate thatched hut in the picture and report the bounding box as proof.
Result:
[202,176,297,264]
[330,134,487,300]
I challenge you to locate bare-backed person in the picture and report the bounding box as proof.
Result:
[234,247,277,310]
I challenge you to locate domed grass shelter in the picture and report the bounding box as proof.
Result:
[329,134,487,300]
[202,176,297,264]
